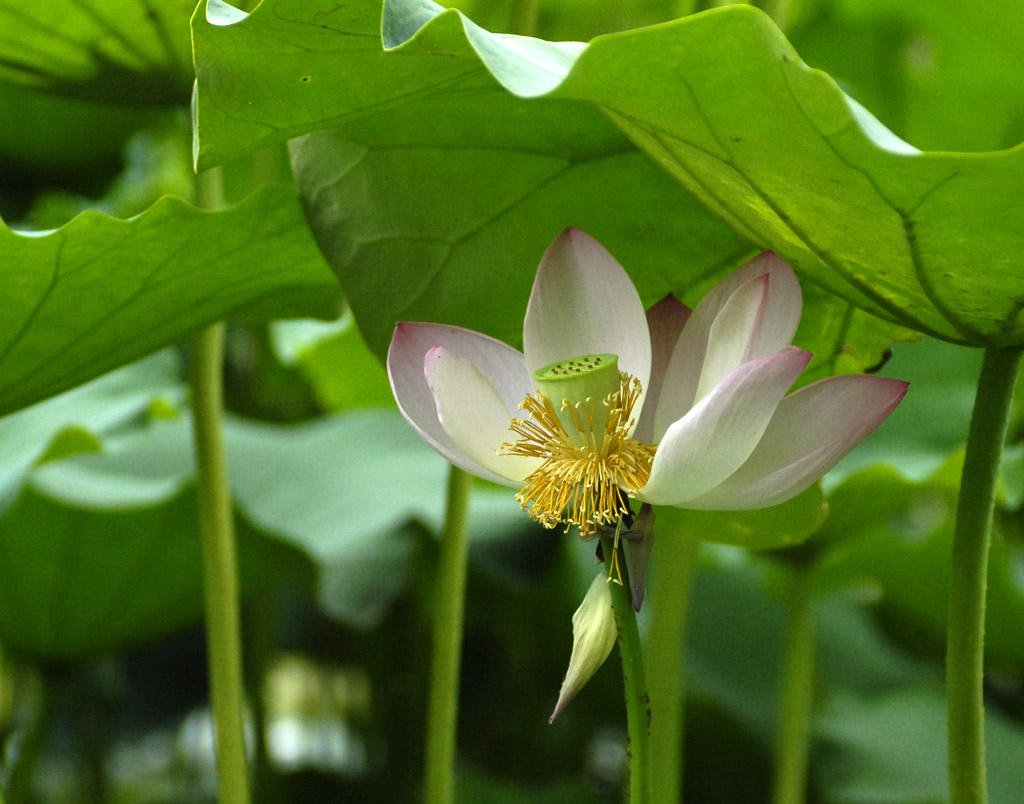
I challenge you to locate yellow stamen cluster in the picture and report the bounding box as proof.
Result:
[501,373,655,536]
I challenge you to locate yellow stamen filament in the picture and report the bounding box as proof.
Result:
[501,373,655,536]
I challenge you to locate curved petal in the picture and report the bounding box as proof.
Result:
[425,347,541,483]
[638,347,812,506]
[735,252,802,360]
[387,322,534,485]
[693,273,772,403]
[682,375,909,510]
[523,229,651,393]
[549,573,617,723]
[634,294,691,444]
[653,252,802,441]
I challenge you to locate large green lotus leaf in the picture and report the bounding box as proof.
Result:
[290,113,897,375]
[0,0,196,105]
[289,105,754,360]
[0,186,341,417]
[381,1,1024,346]
[0,485,310,663]
[451,0,683,44]
[195,0,1023,346]
[193,0,907,375]
[32,409,526,629]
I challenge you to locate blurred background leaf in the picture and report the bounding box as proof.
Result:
[0,0,196,105]
[0,351,180,512]
[9,388,529,656]
[655,483,827,550]
[817,686,1024,804]
[0,485,311,662]
[0,187,341,417]
[790,0,1024,153]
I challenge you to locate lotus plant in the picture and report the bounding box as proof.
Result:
[388,228,907,719]
[388,228,906,532]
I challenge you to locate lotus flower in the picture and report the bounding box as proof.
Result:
[387,229,907,534]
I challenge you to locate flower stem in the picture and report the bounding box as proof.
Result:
[602,537,652,803]
[424,465,472,804]
[191,322,252,804]
[947,345,1023,804]
[771,561,816,804]
[645,534,698,804]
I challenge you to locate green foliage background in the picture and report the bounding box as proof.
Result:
[1,0,1023,802]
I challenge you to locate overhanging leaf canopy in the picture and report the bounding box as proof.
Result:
[192,0,1024,348]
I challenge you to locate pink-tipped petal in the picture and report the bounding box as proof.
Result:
[634,294,691,444]
[653,252,802,441]
[425,347,541,483]
[523,229,651,392]
[388,322,534,484]
[638,347,812,506]
[682,375,909,510]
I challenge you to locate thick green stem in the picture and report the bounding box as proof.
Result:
[645,534,698,804]
[947,345,1023,804]
[771,562,816,804]
[191,323,252,804]
[424,465,472,804]
[603,538,651,803]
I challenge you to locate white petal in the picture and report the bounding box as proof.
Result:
[425,347,540,483]
[388,322,535,485]
[549,573,618,723]
[634,295,691,444]
[694,273,771,403]
[683,375,909,510]
[736,252,802,360]
[523,229,651,393]
[638,347,811,506]
[653,252,802,441]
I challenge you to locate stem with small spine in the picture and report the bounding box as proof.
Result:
[602,537,651,803]
[771,561,816,804]
[424,465,472,804]
[191,167,251,804]
[191,321,251,804]
[645,533,698,804]
[947,345,1023,804]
